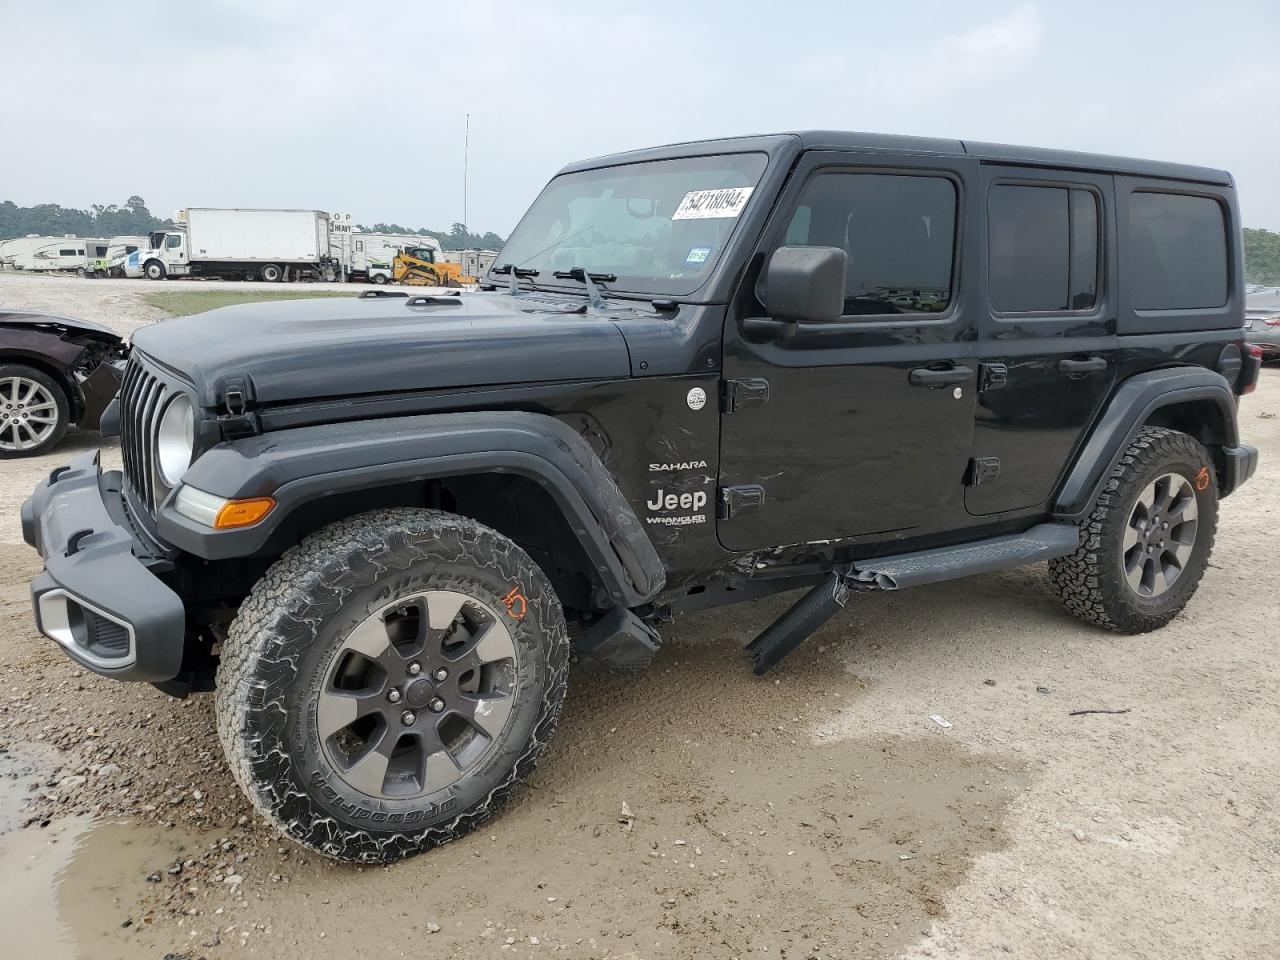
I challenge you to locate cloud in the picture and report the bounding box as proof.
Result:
[932,4,1044,78]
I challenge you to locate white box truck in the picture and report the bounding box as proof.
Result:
[137,208,334,281]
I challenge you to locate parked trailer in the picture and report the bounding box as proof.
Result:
[11,237,109,273]
[87,236,148,278]
[138,208,334,281]
[347,232,444,284]
[0,235,51,269]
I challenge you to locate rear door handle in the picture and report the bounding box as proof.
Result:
[909,365,973,387]
[1057,356,1108,375]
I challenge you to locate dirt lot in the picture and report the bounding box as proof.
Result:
[1,270,1277,959]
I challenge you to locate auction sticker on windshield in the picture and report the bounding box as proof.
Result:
[672,187,754,220]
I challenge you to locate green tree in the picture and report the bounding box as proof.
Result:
[0,197,166,240]
[1244,228,1280,286]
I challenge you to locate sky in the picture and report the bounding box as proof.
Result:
[1,0,1277,234]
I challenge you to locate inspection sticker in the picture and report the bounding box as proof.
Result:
[685,247,711,265]
[672,186,754,220]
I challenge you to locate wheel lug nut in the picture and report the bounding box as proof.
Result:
[387,688,401,703]
[432,668,448,682]
[428,697,445,713]
[401,710,416,725]
[407,662,421,676]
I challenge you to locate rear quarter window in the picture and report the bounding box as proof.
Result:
[1129,192,1228,311]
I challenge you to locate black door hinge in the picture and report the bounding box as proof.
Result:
[720,378,770,414]
[718,484,766,520]
[966,457,1001,486]
[978,363,1008,392]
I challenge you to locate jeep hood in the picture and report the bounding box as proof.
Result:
[130,292,633,406]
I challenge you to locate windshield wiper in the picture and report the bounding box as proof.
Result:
[492,263,540,295]
[552,266,615,310]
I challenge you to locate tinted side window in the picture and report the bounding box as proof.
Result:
[59,248,76,256]
[166,235,182,249]
[988,185,1099,313]
[783,173,956,316]
[1129,192,1227,310]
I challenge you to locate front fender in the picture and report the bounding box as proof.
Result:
[1053,367,1241,518]
[158,411,665,608]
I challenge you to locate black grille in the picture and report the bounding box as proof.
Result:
[118,354,170,512]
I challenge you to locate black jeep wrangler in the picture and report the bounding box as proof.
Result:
[22,132,1260,862]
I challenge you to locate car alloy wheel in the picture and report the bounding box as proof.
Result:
[1121,471,1199,598]
[317,588,518,799]
[0,376,61,452]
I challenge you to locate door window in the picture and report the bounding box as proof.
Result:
[1128,192,1228,310]
[166,235,182,249]
[988,184,1099,313]
[782,173,957,316]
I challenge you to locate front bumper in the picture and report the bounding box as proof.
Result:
[21,451,186,682]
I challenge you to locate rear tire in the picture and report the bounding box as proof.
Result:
[215,508,570,863]
[260,263,283,282]
[1049,426,1217,633]
[372,273,388,285]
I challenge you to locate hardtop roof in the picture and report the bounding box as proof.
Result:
[559,131,1231,186]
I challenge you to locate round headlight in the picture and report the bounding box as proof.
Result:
[157,394,195,487]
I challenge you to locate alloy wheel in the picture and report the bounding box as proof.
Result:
[0,376,60,452]
[1122,472,1199,598]
[317,589,518,799]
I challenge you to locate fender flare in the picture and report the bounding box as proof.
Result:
[1052,367,1239,518]
[158,411,666,608]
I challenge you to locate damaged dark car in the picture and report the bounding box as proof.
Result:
[0,311,128,457]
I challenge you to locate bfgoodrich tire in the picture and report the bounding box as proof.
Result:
[215,508,570,863]
[1049,426,1218,633]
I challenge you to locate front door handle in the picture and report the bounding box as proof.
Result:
[909,365,973,388]
[1057,356,1108,375]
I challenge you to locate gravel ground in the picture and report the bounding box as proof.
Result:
[1,270,1277,959]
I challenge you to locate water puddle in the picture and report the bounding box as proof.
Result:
[1,745,211,958]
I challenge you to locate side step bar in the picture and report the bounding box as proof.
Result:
[855,522,1080,590]
[747,573,851,675]
[746,523,1080,674]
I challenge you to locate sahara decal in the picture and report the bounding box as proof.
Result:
[649,460,709,472]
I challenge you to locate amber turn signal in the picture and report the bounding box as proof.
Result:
[213,497,276,529]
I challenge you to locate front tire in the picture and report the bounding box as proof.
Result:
[215,508,570,863]
[0,364,70,458]
[144,260,166,281]
[1049,426,1217,633]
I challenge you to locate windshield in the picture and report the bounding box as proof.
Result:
[496,152,769,297]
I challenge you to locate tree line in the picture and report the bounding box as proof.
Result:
[0,196,166,239]
[0,199,506,252]
[1244,228,1280,286]
[3,196,1277,276]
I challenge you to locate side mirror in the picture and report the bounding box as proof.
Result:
[764,246,847,325]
